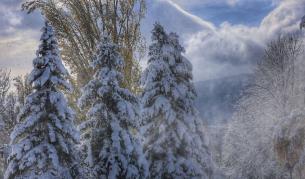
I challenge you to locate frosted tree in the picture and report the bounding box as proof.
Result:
[141,23,214,178]
[78,35,147,179]
[222,35,305,179]
[4,22,79,179]
[14,75,33,109]
[0,74,31,179]
[0,69,12,147]
[0,69,13,179]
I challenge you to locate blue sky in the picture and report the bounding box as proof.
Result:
[0,0,304,81]
[188,1,275,26]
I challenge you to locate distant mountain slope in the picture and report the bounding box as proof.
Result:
[194,74,253,125]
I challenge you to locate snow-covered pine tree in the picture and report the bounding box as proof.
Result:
[141,23,214,178]
[4,22,79,179]
[78,34,148,179]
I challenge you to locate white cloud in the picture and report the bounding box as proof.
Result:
[0,29,40,77]
[0,0,43,77]
[185,23,263,80]
[260,0,305,38]
[160,0,305,81]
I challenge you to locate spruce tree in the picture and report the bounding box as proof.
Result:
[78,35,147,179]
[4,22,79,179]
[141,23,214,178]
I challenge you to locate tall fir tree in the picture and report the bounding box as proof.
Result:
[141,23,214,178]
[4,22,79,179]
[78,35,148,179]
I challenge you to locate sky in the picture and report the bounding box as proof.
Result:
[0,0,304,81]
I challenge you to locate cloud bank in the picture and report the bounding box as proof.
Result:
[0,0,43,76]
[151,0,305,81]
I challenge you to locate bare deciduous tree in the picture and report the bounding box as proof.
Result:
[0,69,10,105]
[0,74,33,178]
[0,69,11,141]
[0,69,11,179]
[13,75,32,107]
[255,35,303,115]
[222,34,305,179]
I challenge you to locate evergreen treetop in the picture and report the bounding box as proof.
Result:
[5,21,79,179]
[141,23,214,178]
[78,35,148,179]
